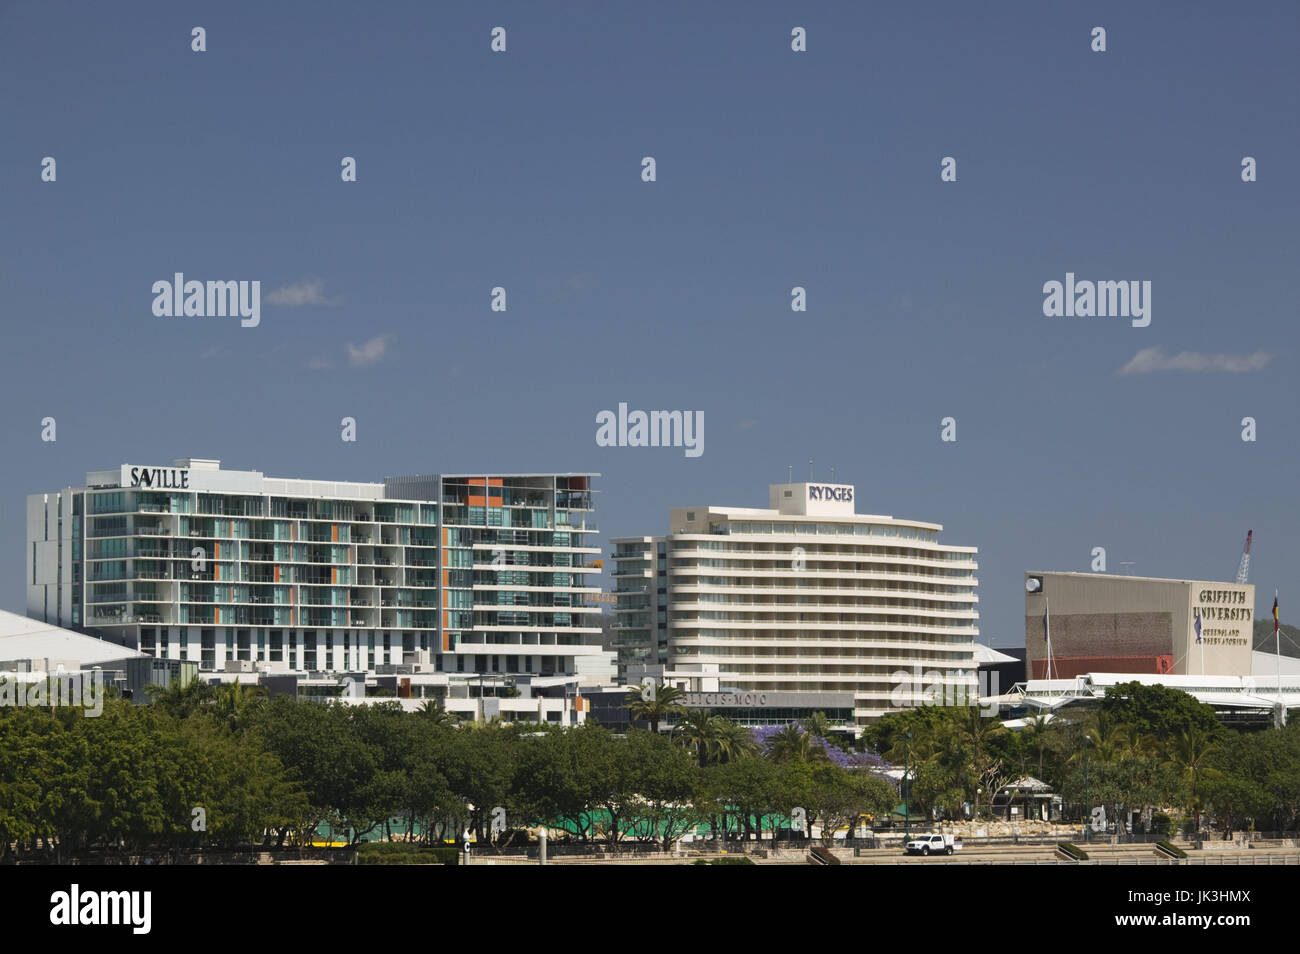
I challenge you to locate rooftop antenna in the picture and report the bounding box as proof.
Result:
[809,458,813,481]
[1236,530,1253,584]
[831,467,835,482]
[788,464,792,482]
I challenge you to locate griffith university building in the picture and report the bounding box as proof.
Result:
[611,483,980,734]
[26,459,612,723]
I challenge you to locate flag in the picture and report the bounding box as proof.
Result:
[1194,610,1202,644]
[1274,595,1280,634]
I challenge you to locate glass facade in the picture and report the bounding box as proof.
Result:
[31,466,607,680]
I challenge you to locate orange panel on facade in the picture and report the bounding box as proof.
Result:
[442,568,449,587]
[487,477,503,487]
[442,632,450,651]
[332,524,339,542]
[274,565,280,582]
[468,478,486,486]
[332,567,337,584]
[467,495,487,506]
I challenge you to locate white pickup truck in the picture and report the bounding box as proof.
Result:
[904,833,962,856]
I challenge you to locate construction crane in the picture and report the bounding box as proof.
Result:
[1236,530,1253,585]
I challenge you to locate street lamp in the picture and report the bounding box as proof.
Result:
[901,730,913,841]
[1082,737,1091,844]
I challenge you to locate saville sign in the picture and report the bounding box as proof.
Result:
[122,465,190,490]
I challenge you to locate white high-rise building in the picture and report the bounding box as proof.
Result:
[26,460,612,692]
[612,483,979,731]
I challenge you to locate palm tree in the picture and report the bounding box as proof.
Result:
[676,709,723,766]
[623,682,685,734]
[213,679,268,730]
[1021,711,1052,778]
[764,723,827,763]
[713,719,758,764]
[958,706,1005,818]
[417,700,460,727]
[801,710,836,748]
[1163,726,1220,836]
[149,675,217,718]
[1084,710,1131,764]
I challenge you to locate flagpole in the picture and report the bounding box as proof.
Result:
[1046,596,1053,680]
[1276,590,1284,728]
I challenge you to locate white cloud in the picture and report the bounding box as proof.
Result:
[1116,347,1272,375]
[266,279,328,307]
[346,334,394,367]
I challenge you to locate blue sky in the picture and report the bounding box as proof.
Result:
[2,1,1297,646]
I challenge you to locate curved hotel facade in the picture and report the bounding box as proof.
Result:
[26,460,611,694]
[612,483,980,731]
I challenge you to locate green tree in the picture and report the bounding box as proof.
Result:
[441,723,520,847]
[1162,725,1220,835]
[1082,710,1133,764]
[803,763,896,847]
[1208,723,1300,832]
[1020,711,1053,778]
[764,723,828,764]
[623,682,685,734]
[625,730,702,850]
[415,699,460,727]
[149,675,218,719]
[212,679,268,732]
[1101,681,1223,741]
[675,709,724,766]
[713,718,759,764]
[701,755,787,844]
